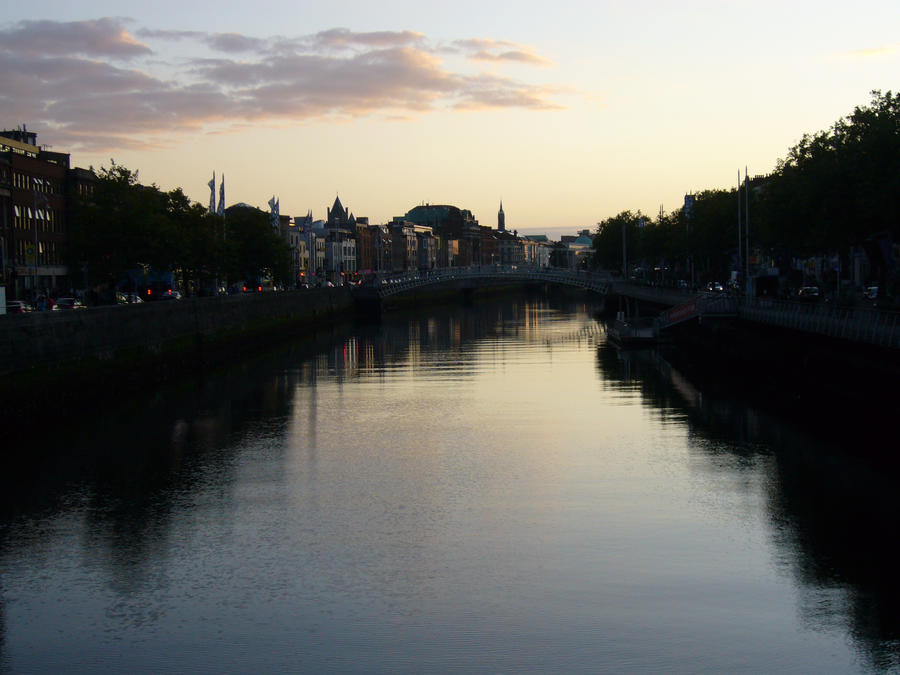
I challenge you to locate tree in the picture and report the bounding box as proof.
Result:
[167,188,224,294]
[760,90,900,254]
[223,204,291,285]
[591,92,899,297]
[592,211,646,273]
[68,162,176,290]
[68,162,293,295]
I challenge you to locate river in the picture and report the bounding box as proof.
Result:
[1,293,897,673]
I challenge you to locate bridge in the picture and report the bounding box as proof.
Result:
[368,266,611,298]
[362,269,899,349]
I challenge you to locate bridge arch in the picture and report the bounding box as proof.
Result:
[370,267,610,299]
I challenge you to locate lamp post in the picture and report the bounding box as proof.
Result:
[32,190,42,294]
[744,167,751,302]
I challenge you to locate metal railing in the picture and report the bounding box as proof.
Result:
[657,294,737,330]
[372,266,611,298]
[739,298,900,349]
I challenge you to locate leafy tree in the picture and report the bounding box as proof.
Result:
[592,91,899,297]
[68,162,293,294]
[166,188,224,294]
[683,189,742,281]
[549,241,569,268]
[68,162,175,289]
[760,90,900,254]
[592,211,647,273]
[223,204,291,285]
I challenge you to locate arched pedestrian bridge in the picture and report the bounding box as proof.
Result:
[368,266,611,298]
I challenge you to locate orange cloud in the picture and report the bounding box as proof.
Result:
[1,19,563,152]
[453,38,553,67]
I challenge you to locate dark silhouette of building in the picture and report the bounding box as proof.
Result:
[0,126,93,299]
[326,195,355,232]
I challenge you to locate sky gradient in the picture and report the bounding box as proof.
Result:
[2,0,897,235]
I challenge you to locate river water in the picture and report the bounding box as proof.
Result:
[1,294,898,673]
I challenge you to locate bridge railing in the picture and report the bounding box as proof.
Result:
[739,298,900,349]
[657,294,738,330]
[372,266,611,297]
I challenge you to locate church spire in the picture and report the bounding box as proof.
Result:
[498,200,506,232]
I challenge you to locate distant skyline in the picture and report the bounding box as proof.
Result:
[2,1,897,235]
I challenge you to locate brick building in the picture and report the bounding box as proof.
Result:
[0,127,93,299]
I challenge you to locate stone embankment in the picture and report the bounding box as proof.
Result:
[1,288,354,414]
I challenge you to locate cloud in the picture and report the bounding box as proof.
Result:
[205,33,268,53]
[470,50,553,66]
[1,19,562,152]
[453,74,563,111]
[835,44,900,60]
[136,28,204,41]
[454,38,519,52]
[1,18,151,59]
[454,38,553,66]
[314,28,425,49]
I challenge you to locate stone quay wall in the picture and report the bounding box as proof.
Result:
[0,288,355,411]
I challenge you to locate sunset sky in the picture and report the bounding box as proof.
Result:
[2,0,897,235]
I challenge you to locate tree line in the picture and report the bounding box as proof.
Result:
[67,163,291,295]
[592,91,899,297]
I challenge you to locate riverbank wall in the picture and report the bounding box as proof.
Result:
[1,282,556,416]
[659,317,900,462]
[664,317,900,401]
[1,288,354,416]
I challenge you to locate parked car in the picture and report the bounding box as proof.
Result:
[705,281,724,293]
[797,286,820,301]
[117,292,144,304]
[52,297,86,310]
[5,300,33,314]
[143,283,176,300]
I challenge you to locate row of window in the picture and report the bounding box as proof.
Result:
[12,238,61,266]
[9,172,62,194]
[12,205,59,232]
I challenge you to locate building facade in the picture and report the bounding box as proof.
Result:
[0,128,92,299]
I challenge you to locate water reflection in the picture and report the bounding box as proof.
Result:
[598,343,900,671]
[0,296,897,671]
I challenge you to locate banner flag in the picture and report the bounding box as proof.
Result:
[208,172,216,214]
[268,196,278,229]
[217,175,225,217]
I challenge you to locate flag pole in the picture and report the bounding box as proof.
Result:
[737,169,742,287]
[33,191,39,296]
[744,167,750,299]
